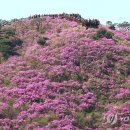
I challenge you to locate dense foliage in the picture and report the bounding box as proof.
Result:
[37,37,49,46]
[0,15,130,130]
[92,28,114,40]
[0,28,23,60]
[106,21,130,30]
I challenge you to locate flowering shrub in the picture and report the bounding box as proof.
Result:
[0,16,130,129]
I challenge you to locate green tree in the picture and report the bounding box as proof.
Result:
[106,21,112,26]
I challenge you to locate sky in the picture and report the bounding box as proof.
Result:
[0,0,130,24]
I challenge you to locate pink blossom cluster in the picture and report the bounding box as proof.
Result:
[0,17,130,129]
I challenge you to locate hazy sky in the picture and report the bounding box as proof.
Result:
[0,0,129,24]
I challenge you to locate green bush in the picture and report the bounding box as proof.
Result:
[96,28,107,38]
[32,113,57,127]
[0,37,23,59]
[2,28,15,36]
[120,60,130,77]
[37,37,49,46]
[38,28,46,34]
[92,28,114,40]
[2,77,11,86]
[0,27,23,61]
[105,31,114,39]
[74,112,86,129]
[0,38,13,59]
[37,38,46,45]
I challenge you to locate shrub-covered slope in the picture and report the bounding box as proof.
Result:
[0,16,130,130]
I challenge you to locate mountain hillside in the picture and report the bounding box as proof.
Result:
[0,15,130,130]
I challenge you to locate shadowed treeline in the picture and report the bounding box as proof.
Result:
[29,13,100,29]
[0,13,100,29]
